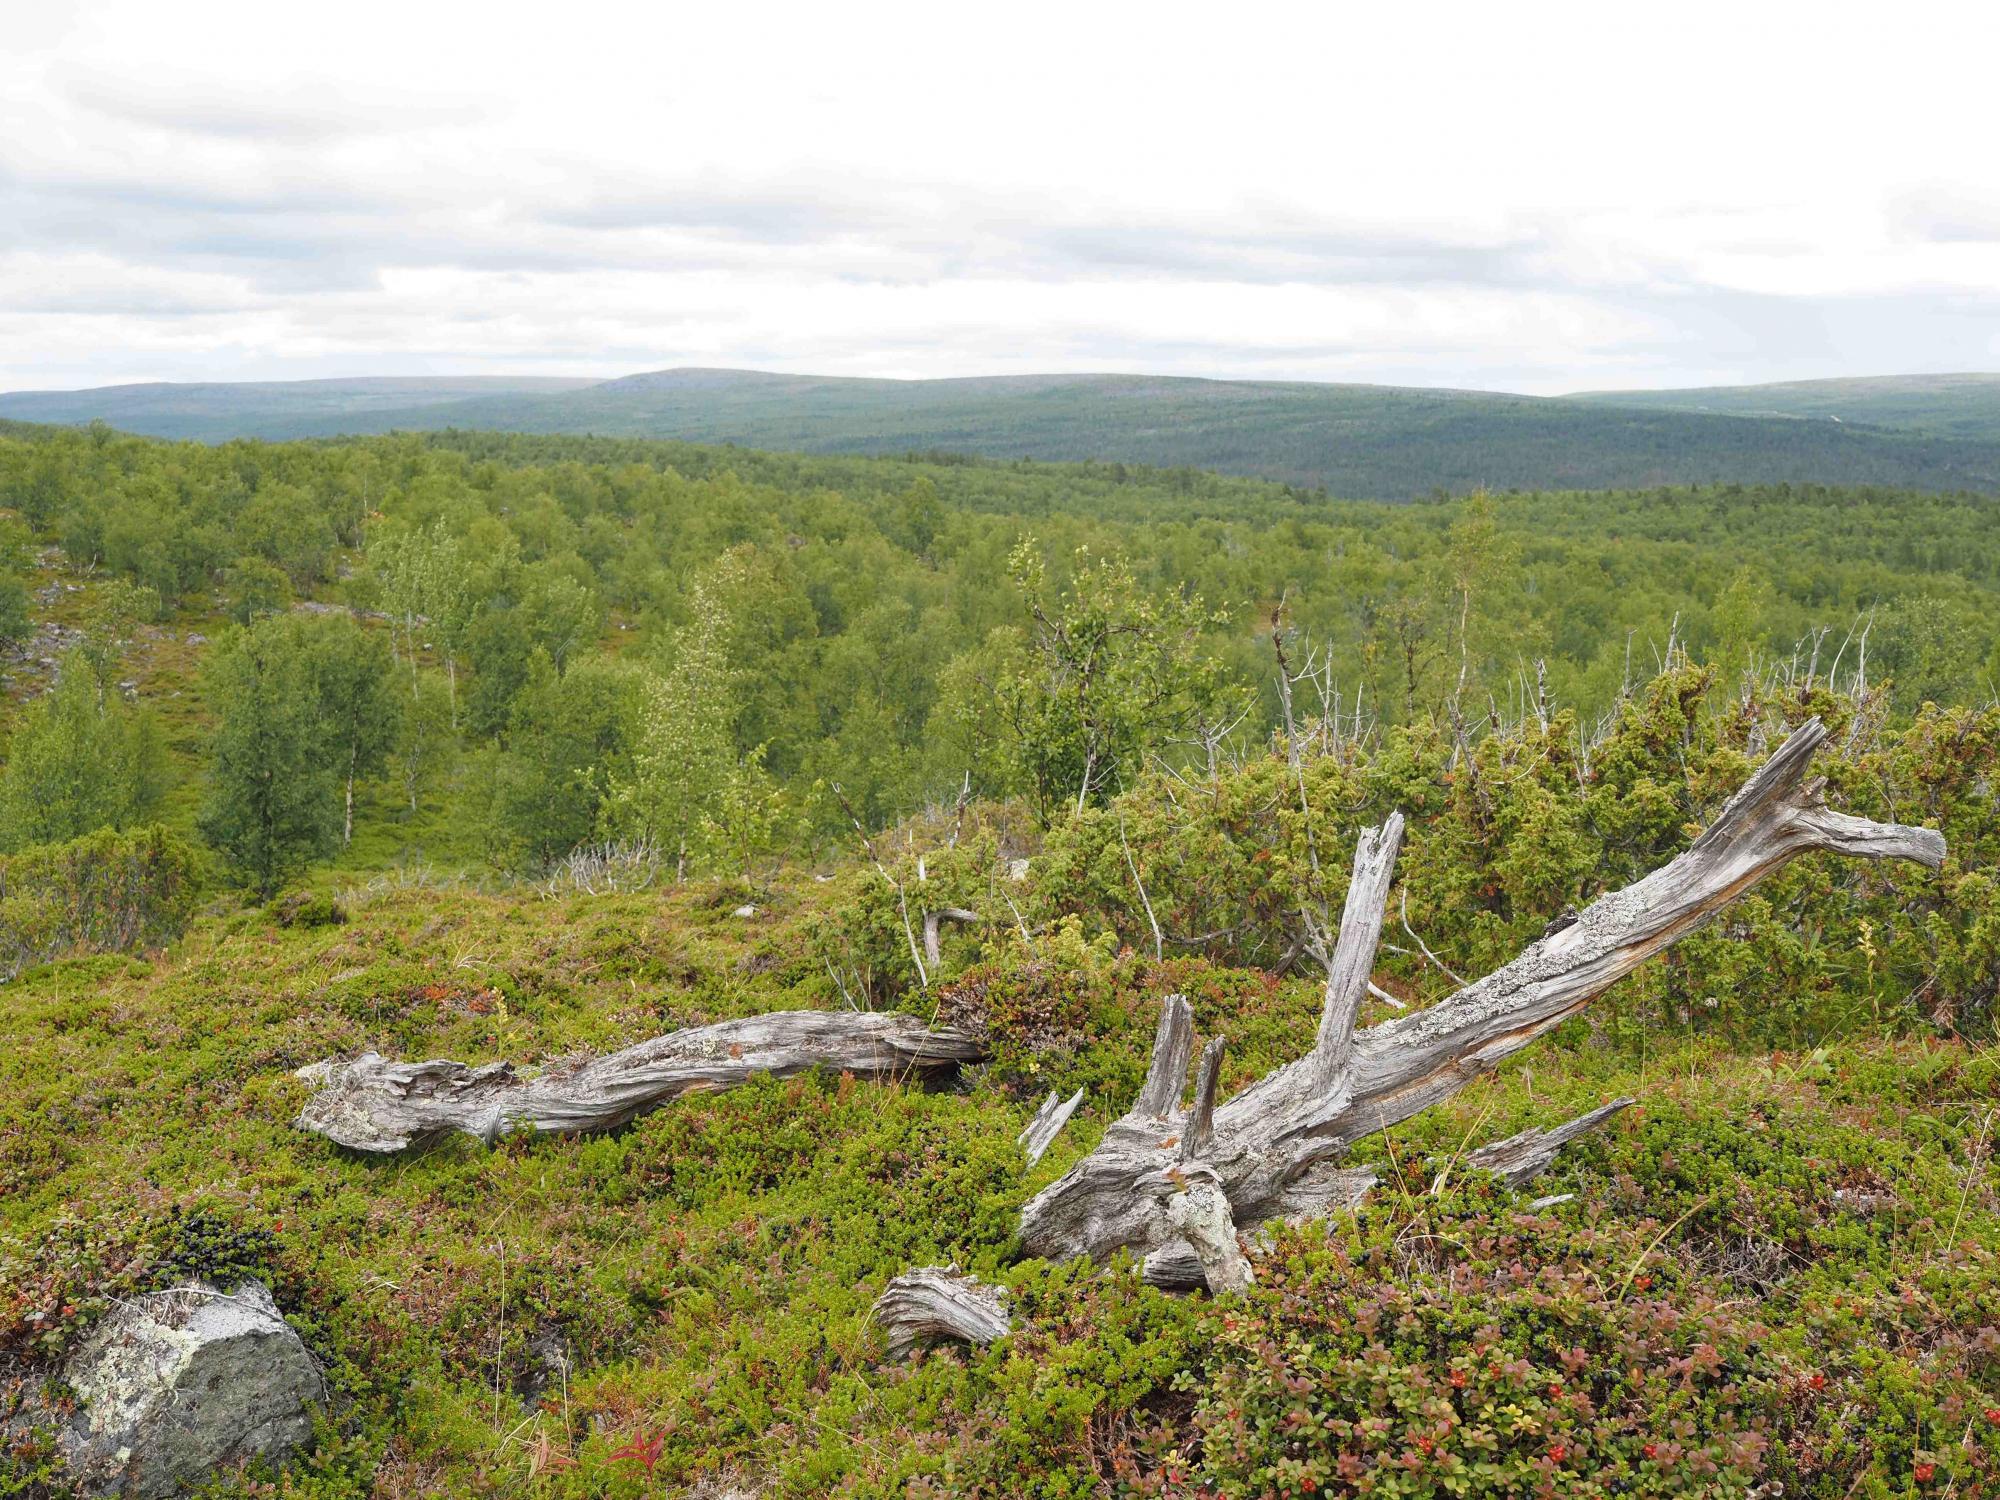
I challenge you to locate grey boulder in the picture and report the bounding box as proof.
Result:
[58,1281,320,1498]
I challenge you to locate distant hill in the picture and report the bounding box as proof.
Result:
[7,368,2000,499]
[1570,373,2000,441]
[0,375,597,444]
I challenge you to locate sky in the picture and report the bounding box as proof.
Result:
[4,0,2000,396]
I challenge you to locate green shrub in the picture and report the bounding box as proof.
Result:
[270,889,348,929]
[1031,670,1999,1047]
[0,825,201,981]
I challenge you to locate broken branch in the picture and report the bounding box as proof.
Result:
[297,1011,984,1153]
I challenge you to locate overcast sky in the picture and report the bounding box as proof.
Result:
[5,0,1999,395]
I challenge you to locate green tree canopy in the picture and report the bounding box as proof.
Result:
[0,653,167,851]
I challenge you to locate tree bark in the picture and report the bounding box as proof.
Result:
[296,1011,984,1153]
[873,1267,1012,1358]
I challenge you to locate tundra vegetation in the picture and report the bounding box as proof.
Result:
[0,422,1994,1497]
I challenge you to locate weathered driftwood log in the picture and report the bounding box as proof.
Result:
[883,717,1945,1341]
[297,1011,984,1153]
[873,1266,1012,1357]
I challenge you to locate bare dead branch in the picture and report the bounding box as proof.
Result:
[1019,1088,1085,1167]
[1464,1098,1634,1188]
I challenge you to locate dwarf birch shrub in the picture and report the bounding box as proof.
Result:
[0,824,200,980]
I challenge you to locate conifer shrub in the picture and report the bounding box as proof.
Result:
[1030,671,1999,1048]
[0,1205,282,1368]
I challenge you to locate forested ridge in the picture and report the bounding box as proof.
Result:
[1573,373,2000,439]
[10,369,2000,499]
[0,422,1996,1497]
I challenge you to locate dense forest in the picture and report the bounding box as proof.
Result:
[0,422,1996,1497]
[0,422,1994,890]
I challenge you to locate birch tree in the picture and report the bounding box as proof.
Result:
[617,553,742,879]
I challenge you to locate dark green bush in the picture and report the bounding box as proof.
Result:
[270,889,348,929]
[0,1205,281,1369]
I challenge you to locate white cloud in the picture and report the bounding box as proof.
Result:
[4,0,1999,392]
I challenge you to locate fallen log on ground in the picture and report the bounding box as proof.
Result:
[297,1010,985,1153]
[881,717,1945,1345]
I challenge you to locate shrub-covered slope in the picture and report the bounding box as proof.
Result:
[1,879,1995,1497]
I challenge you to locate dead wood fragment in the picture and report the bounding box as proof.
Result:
[297,1011,984,1153]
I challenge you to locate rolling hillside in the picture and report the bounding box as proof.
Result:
[1571,372,2000,440]
[8,368,2000,499]
[0,375,597,444]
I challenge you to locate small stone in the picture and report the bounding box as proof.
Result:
[732,904,759,918]
[57,1281,320,1498]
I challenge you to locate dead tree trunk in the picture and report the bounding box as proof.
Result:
[296,1011,984,1153]
[884,717,1945,1336]
[921,906,982,970]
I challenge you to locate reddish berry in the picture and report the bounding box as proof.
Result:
[1807,1372,1826,1391]
[1549,1444,1567,1463]
[1449,1369,1468,1389]
[1914,1463,1935,1483]
[1642,1444,1659,1460]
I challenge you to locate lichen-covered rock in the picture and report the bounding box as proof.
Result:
[58,1281,320,1498]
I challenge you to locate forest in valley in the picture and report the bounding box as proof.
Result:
[0,420,1996,1497]
[0,422,1995,888]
